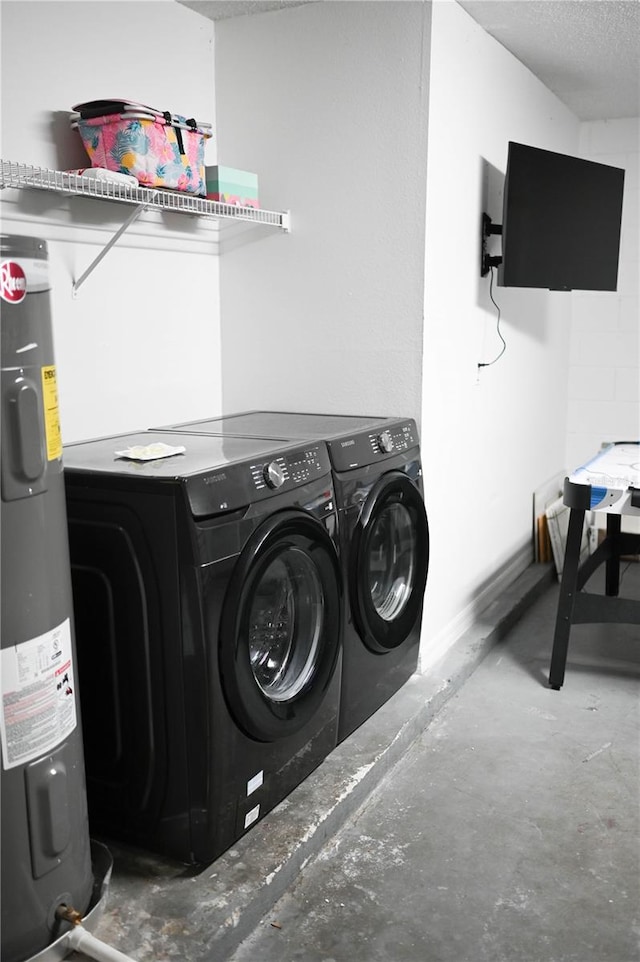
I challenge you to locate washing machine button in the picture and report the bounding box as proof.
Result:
[263,460,286,489]
[378,430,394,453]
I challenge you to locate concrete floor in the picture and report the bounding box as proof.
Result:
[70,561,639,962]
[229,563,640,962]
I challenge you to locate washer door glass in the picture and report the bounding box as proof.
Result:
[248,547,323,702]
[220,510,342,741]
[367,502,416,622]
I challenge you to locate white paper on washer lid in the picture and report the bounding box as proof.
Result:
[115,442,186,461]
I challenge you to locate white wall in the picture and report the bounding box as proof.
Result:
[4,0,631,670]
[0,1,221,442]
[420,0,581,668]
[566,119,640,471]
[213,1,431,419]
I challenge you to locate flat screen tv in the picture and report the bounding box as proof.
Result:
[498,141,625,292]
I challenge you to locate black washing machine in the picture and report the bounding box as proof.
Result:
[153,413,429,743]
[63,430,342,864]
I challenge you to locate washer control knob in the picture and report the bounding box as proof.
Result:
[263,461,286,489]
[378,430,394,453]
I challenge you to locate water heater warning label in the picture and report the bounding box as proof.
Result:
[41,365,62,460]
[0,619,77,770]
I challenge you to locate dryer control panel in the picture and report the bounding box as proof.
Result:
[328,419,419,472]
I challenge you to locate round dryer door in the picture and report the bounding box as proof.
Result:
[350,471,429,652]
[220,510,341,741]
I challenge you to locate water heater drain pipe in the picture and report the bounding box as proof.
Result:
[56,906,138,962]
[65,924,139,962]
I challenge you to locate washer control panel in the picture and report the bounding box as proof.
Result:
[250,445,327,492]
[184,443,332,517]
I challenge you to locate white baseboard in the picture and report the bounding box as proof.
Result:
[418,542,534,673]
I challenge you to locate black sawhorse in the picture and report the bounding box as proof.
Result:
[549,483,640,690]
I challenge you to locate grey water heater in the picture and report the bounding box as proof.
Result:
[1,235,93,961]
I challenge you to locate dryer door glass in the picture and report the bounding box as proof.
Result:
[350,470,429,653]
[367,502,416,622]
[248,547,323,702]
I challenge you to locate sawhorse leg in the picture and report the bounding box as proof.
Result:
[549,506,585,690]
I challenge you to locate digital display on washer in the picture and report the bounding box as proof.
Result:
[285,447,326,484]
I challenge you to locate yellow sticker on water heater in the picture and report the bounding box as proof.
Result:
[41,365,62,460]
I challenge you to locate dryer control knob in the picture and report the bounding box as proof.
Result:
[263,461,286,489]
[378,430,394,453]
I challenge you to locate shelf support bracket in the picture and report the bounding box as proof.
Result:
[72,199,155,296]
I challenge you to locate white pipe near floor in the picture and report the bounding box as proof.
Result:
[66,926,138,962]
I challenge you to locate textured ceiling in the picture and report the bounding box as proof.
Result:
[176,0,315,20]
[176,0,640,121]
[457,0,640,120]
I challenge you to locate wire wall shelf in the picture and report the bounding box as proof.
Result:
[1,161,290,294]
[0,161,290,230]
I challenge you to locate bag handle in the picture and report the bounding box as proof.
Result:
[163,110,197,155]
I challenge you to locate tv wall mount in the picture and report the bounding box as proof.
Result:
[481,213,503,277]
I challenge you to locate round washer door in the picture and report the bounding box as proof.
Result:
[350,470,429,653]
[220,510,342,741]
